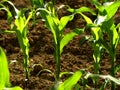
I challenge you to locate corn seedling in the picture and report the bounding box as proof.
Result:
[30,0,86,89]
[0,0,33,83]
[93,1,120,89]
[79,26,104,89]
[0,47,23,90]
[32,0,83,81]
[67,5,104,89]
[80,1,120,89]
[80,36,104,89]
[1,0,120,89]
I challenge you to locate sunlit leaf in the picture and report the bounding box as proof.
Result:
[0,47,11,88]
[0,6,12,24]
[68,6,96,15]
[15,16,25,33]
[46,15,58,44]
[60,28,84,54]
[4,86,23,90]
[105,1,120,21]
[91,27,101,40]
[58,70,82,90]
[101,19,119,47]
[59,15,74,31]
[80,13,93,24]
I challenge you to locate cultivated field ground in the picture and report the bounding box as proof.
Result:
[0,0,120,90]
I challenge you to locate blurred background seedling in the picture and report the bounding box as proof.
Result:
[0,0,33,85]
[80,0,120,89]
[0,47,23,90]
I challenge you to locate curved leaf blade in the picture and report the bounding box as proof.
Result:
[59,15,74,31]
[105,1,120,21]
[60,28,84,54]
[58,70,82,90]
[68,6,96,15]
[0,47,11,88]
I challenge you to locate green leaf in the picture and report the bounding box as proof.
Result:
[6,8,13,24]
[15,16,25,33]
[0,47,11,88]
[58,70,82,90]
[92,27,101,40]
[11,86,23,90]
[4,1,19,15]
[60,28,84,54]
[101,19,119,48]
[68,7,96,15]
[4,86,23,90]
[0,6,12,24]
[115,65,120,74]
[92,43,102,63]
[76,7,96,15]
[59,15,74,31]
[39,8,57,41]
[104,1,120,21]
[80,13,93,24]
[46,15,58,44]
[0,30,15,34]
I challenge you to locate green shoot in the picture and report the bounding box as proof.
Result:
[68,4,104,89]
[0,0,33,83]
[0,47,23,90]
[14,9,32,82]
[82,1,120,89]
[32,0,84,85]
[0,47,11,89]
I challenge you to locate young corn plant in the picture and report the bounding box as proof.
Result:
[0,0,33,83]
[91,39,104,88]
[67,5,104,89]
[78,21,104,89]
[81,1,120,89]
[0,47,23,90]
[31,0,87,89]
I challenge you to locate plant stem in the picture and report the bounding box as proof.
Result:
[24,59,29,80]
[110,49,116,90]
[54,30,61,81]
[94,61,100,89]
[56,46,60,81]
[24,53,29,87]
[111,59,115,90]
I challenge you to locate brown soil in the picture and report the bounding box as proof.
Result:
[0,0,120,90]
